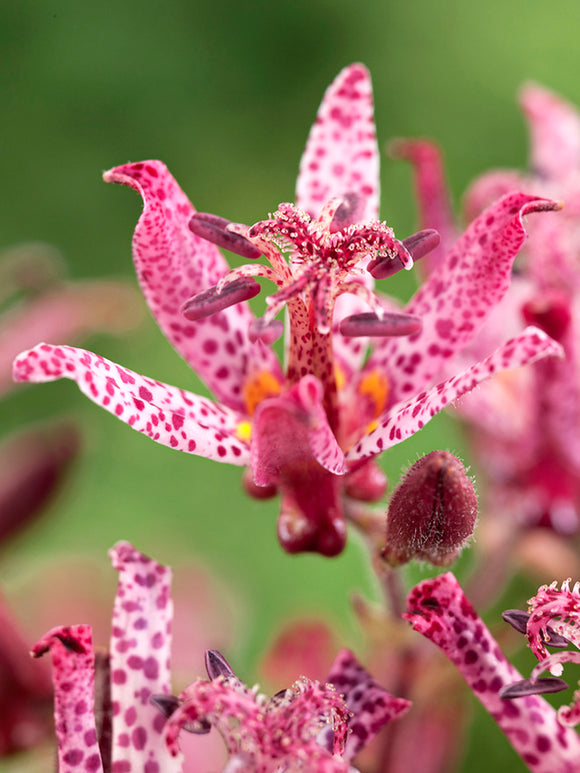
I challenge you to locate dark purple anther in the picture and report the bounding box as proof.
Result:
[328,193,366,233]
[181,277,261,321]
[499,677,569,699]
[369,229,440,279]
[150,694,211,733]
[502,609,570,648]
[205,649,235,680]
[339,311,422,338]
[190,212,263,260]
[248,317,284,345]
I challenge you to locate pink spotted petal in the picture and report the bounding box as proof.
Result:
[404,574,580,773]
[390,139,457,271]
[463,170,525,222]
[520,83,580,181]
[369,193,561,402]
[32,626,105,773]
[13,344,250,465]
[104,161,279,412]
[347,327,562,464]
[327,649,410,761]
[109,541,183,773]
[296,64,379,221]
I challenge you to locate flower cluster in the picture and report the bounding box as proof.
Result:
[13,65,561,556]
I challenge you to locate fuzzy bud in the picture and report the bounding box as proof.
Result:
[382,451,477,566]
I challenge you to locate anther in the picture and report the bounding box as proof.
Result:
[150,694,211,734]
[205,649,235,680]
[339,311,422,338]
[499,678,568,699]
[328,193,366,233]
[502,609,570,647]
[181,277,261,321]
[190,212,263,260]
[369,229,439,279]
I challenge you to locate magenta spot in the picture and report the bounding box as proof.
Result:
[112,760,131,772]
[75,700,88,715]
[125,706,137,726]
[132,726,148,751]
[435,318,454,339]
[145,761,160,773]
[172,413,184,430]
[85,754,102,772]
[134,617,148,630]
[217,445,227,457]
[151,632,164,649]
[63,749,84,765]
[143,656,160,680]
[139,386,153,401]
[84,729,97,746]
[203,339,218,354]
[127,655,144,670]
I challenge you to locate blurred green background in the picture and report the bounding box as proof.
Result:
[2,1,580,770]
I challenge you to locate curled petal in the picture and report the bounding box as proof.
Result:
[32,626,105,773]
[348,328,563,464]
[296,64,379,221]
[189,213,263,259]
[520,83,580,181]
[104,161,278,412]
[109,542,183,772]
[13,344,250,465]
[405,574,580,773]
[370,192,562,401]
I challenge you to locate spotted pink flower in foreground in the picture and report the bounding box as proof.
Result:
[405,573,580,773]
[395,85,580,534]
[13,65,563,555]
[34,542,408,773]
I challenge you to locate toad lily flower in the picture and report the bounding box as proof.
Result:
[405,573,580,773]
[501,579,580,728]
[34,542,409,773]
[13,65,563,555]
[395,86,580,533]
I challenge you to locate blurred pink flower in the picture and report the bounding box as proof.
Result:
[395,86,580,534]
[35,542,409,773]
[14,67,562,555]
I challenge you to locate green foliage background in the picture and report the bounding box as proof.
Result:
[2,1,580,770]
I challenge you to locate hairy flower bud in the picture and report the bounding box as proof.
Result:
[383,451,477,566]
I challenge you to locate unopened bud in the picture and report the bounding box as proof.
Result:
[382,451,477,566]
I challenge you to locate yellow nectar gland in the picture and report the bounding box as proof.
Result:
[358,370,390,418]
[235,421,252,443]
[243,371,283,416]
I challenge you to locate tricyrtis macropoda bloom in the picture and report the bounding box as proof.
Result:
[13,64,563,555]
[34,542,409,773]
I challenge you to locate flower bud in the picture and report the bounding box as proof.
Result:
[382,451,477,566]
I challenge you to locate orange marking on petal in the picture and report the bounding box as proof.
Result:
[243,371,282,416]
[358,370,389,417]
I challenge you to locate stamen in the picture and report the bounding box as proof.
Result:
[368,229,439,279]
[205,649,235,680]
[499,677,568,699]
[190,212,263,259]
[150,694,212,733]
[248,317,284,344]
[502,609,570,647]
[181,277,261,321]
[339,311,422,338]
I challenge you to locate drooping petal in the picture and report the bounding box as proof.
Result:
[327,649,410,761]
[347,328,563,464]
[32,626,105,773]
[520,83,580,181]
[0,280,142,398]
[251,376,347,556]
[390,139,457,270]
[404,573,580,773]
[296,64,380,221]
[104,161,279,412]
[109,541,183,773]
[13,344,250,465]
[369,193,562,402]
